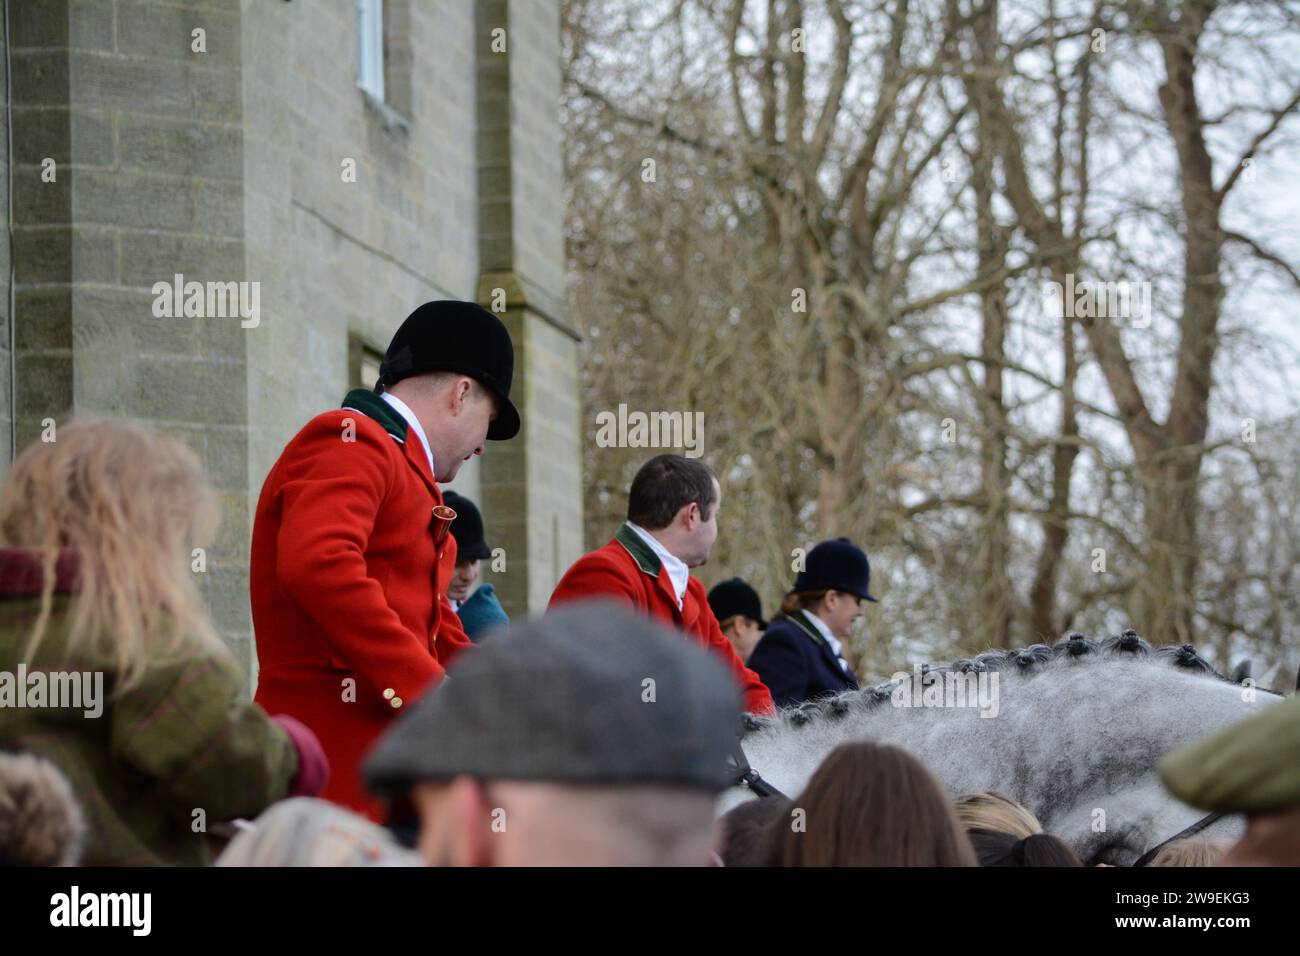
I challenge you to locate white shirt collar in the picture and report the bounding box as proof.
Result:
[379,392,437,478]
[803,610,852,673]
[626,522,689,609]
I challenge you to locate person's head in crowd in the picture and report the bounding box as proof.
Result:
[1148,837,1232,868]
[0,752,85,866]
[0,418,222,688]
[215,798,420,867]
[780,538,877,640]
[626,455,721,568]
[955,791,1044,839]
[1160,693,1300,866]
[717,795,791,867]
[708,578,767,662]
[364,602,742,866]
[374,301,521,482]
[0,420,326,866]
[765,741,976,866]
[441,490,493,603]
[967,828,1082,866]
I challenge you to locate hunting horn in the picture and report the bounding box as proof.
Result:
[432,504,457,545]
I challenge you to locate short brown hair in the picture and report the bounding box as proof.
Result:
[780,590,829,615]
[626,455,718,530]
[766,742,977,866]
[717,797,792,867]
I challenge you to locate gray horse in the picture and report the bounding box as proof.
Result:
[722,632,1287,865]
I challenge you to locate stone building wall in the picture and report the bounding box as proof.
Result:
[0,0,581,689]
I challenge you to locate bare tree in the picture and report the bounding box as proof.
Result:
[564,0,1300,676]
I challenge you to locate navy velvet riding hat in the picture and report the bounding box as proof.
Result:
[792,538,878,603]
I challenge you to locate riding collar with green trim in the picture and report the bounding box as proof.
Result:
[341,389,408,442]
[782,608,832,651]
[614,522,662,577]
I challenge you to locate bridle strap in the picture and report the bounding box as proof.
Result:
[1131,811,1226,867]
[726,736,787,799]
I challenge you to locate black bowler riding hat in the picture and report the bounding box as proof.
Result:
[707,578,768,630]
[376,300,520,441]
[792,538,879,603]
[441,490,492,562]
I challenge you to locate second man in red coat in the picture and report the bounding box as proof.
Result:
[549,454,774,715]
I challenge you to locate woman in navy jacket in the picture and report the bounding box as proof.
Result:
[746,538,877,709]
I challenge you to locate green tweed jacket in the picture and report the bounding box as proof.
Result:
[0,550,298,865]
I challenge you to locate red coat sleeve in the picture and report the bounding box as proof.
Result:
[436,591,474,664]
[272,417,443,704]
[702,601,776,716]
[434,533,474,665]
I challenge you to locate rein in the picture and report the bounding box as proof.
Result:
[1131,811,1226,867]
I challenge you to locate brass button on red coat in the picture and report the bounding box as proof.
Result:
[390,697,403,709]
[383,688,395,700]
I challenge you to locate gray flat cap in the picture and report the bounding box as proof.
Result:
[363,601,742,795]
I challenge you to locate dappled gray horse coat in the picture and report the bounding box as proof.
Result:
[722,633,1284,865]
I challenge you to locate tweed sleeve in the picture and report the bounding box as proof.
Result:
[110,648,300,823]
[431,525,476,663]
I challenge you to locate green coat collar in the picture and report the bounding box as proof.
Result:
[614,522,662,577]
[784,608,830,649]
[341,389,408,442]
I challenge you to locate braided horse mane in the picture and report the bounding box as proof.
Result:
[741,629,1251,736]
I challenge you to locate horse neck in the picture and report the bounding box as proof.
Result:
[743,660,1270,822]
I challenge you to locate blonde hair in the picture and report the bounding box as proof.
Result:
[955,791,1043,839]
[215,798,422,867]
[0,418,221,692]
[1149,838,1232,867]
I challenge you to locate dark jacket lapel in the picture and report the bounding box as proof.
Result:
[787,609,859,688]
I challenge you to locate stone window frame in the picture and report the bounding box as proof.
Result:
[356,0,386,101]
[356,0,414,133]
[348,332,385,393]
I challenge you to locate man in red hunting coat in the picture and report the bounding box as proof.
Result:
[251,301,520,820]
[549,454,775,715]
